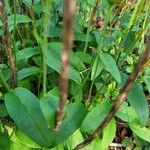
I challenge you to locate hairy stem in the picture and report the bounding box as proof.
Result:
[0,0,17,88]
[53,0,76,132]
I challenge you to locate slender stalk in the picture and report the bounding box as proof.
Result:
[41,0,51,96]
[53,0,76,132]
[73,35,150,150]
[0,0,17,89]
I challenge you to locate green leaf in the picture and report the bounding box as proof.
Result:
[18,66,41,80]
[0,14,32,32]
[99,53,121,83]
[11,130,40,148]
[40,98,87,148]
[91,56,104,80]
[120,73,149,126]
[0,133,10,150]
[116,102,138,123]
[16,47,39,61]
[130,124,150,143]
[127,84,149,126]
[40,96,58,128]
[143,76,150,92]
[4,87,52,148]
[124,31,137,53]
[45,42,81,84]
[101,118,116,150]
[48,103,87,148]
[0,104,8,118]
[81,101,112,133]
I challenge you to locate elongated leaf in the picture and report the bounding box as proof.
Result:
[40,98,87,148]
[16,47,39,61]
[11,130,40,149]
[130,124,150,143]
[9,14,32,31]
[99,53,121,83]
[128,84,149,126]
[116,102,138,123]
[91,56,104,80]
[40,96,58,128]
[120,73,149,126]
[4,87,52,148]
[101,118,116,150]
[81,101,112,133]
[0,14,32,32]
[18,66,41,80]
[45,42,81,84]
[49,103,87,148]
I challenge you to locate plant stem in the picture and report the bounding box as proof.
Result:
[53,0,76,132]
[0,1,17,89]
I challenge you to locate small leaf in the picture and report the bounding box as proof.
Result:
[18,66,41,80]
[116,102,138,123]
[130,124,150,143]
[91,56,104,80]
[4,87,52,148]
[16,47,39,61]
[99,53,121,83]
[101,118,116,150]
[124,31,137,53]
[81,101,112,133]
[0,14,32,32]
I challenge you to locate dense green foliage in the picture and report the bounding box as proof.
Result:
[0,0,150,149]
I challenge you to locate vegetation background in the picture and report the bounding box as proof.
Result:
[0,0,150,150]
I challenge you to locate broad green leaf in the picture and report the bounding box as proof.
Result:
[101,118,116,150]
[45,42,81,84]
[116,102,138,123]
[18,66,41,80]
[0,104,8,117]
[40,100,87,148]
[49,103,87,148]
[99,53,121,83]
[120,73,149,126]
[45,87,59,97]
[0,14,32,32]
[16,47,39,61]
[11,130,40,148]
[130,124,150,143]
[91,56,104,80]
[0,133,31,150]
[40,96,58,128]
[81,101,112,133]
[128,84,149,126]
[4,87,52,148]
